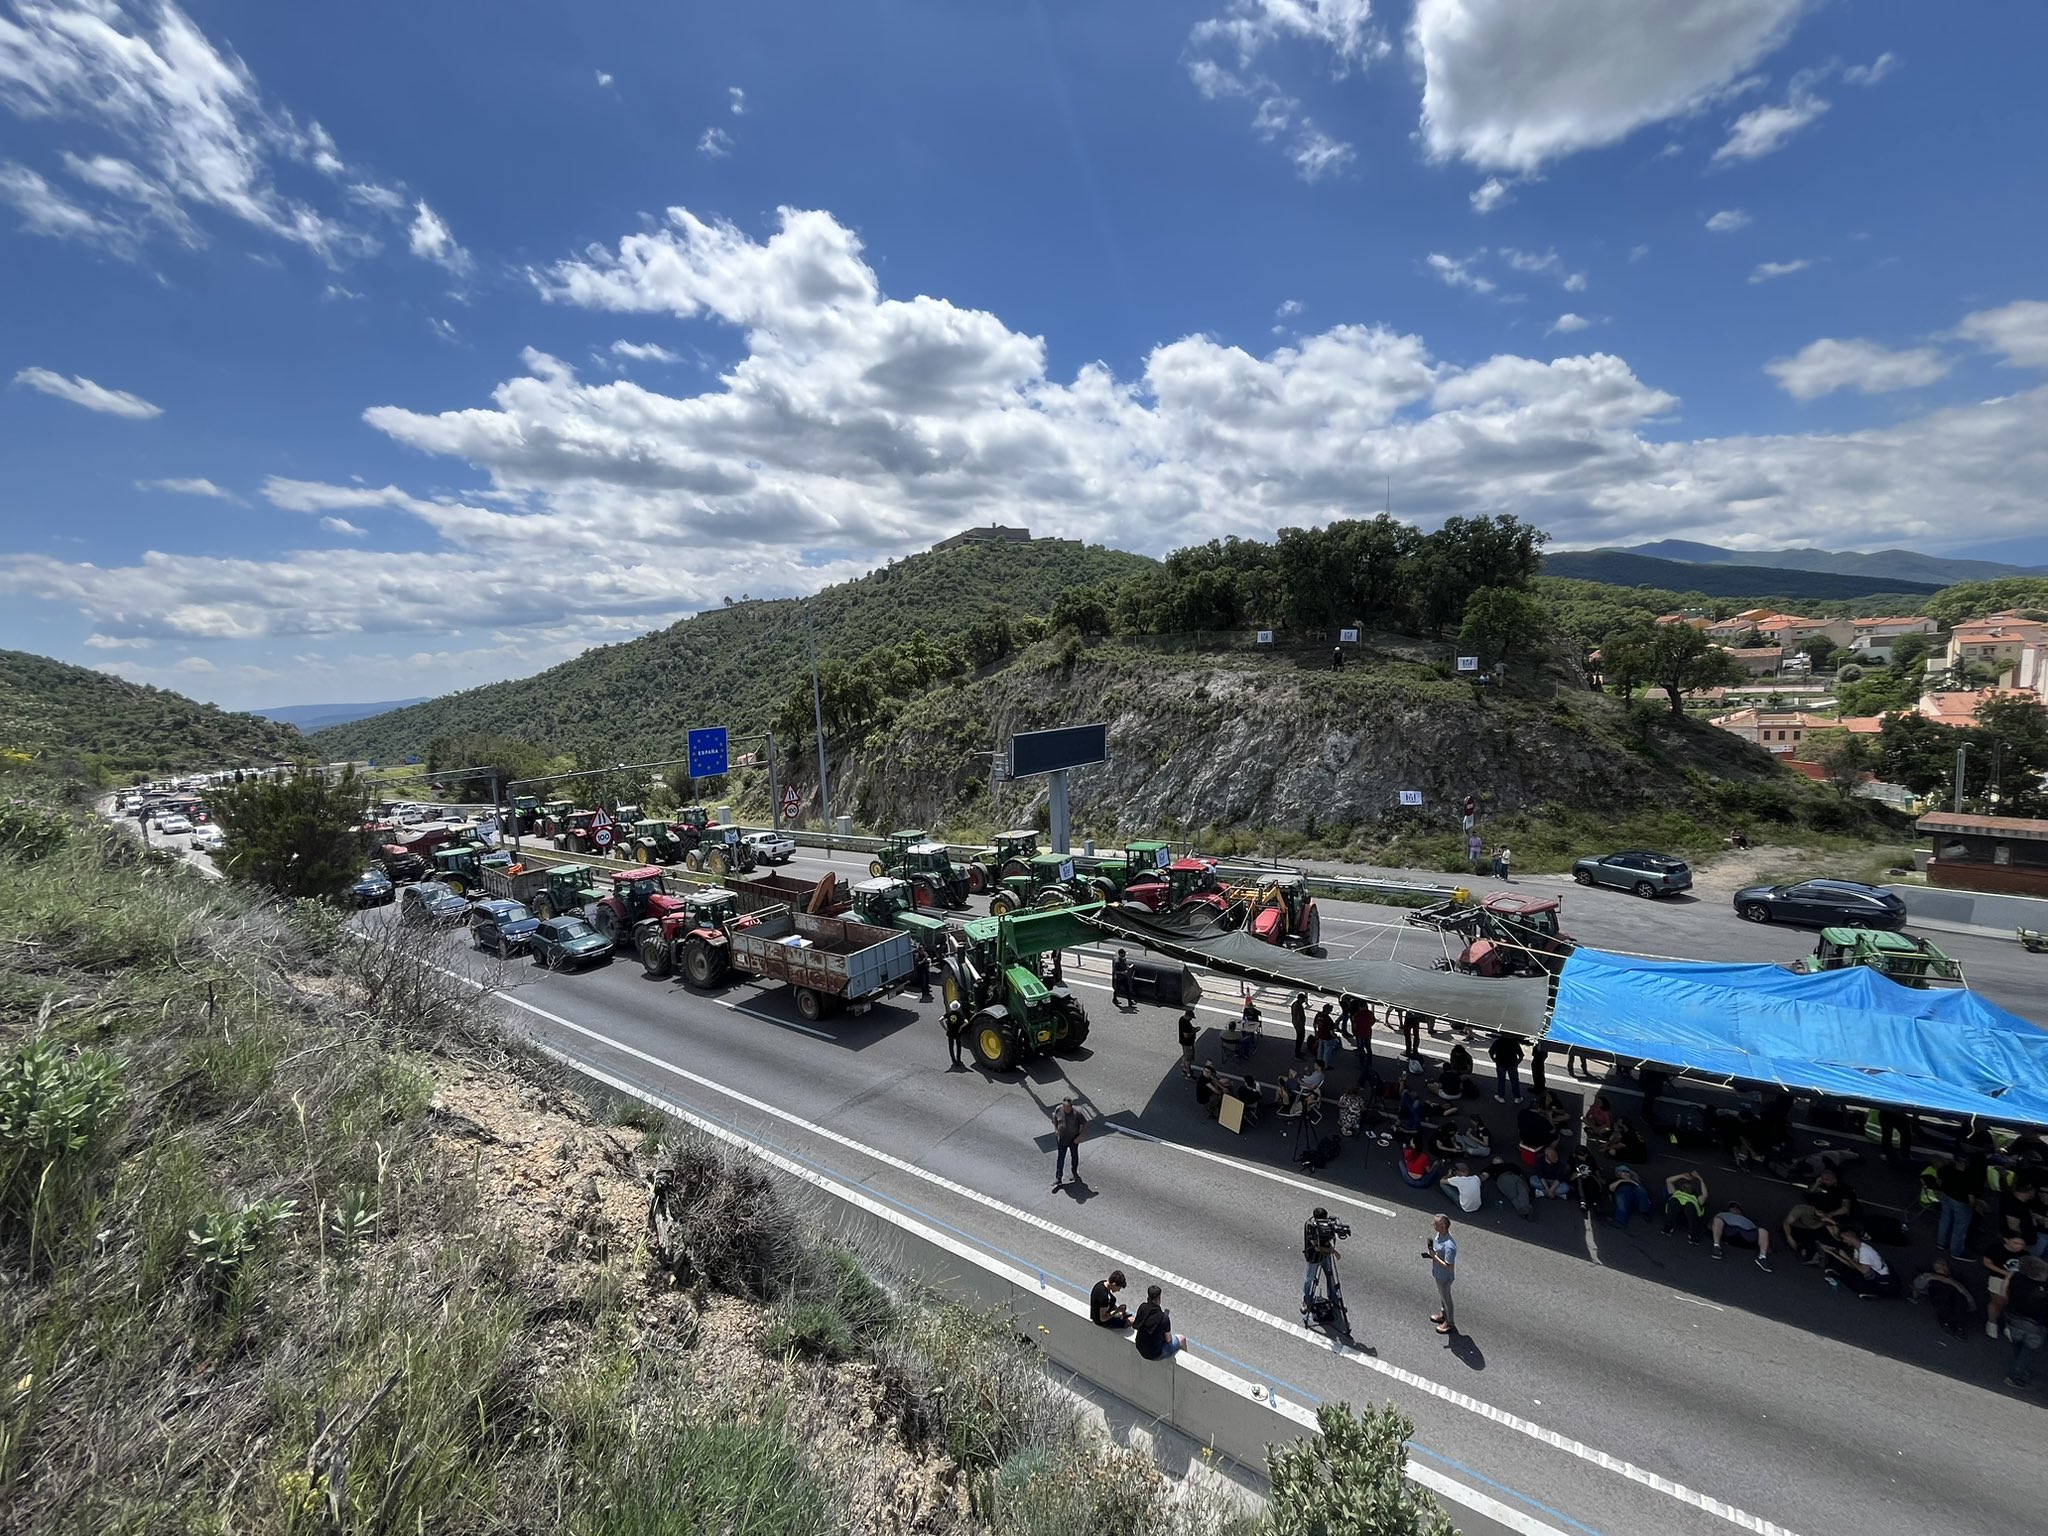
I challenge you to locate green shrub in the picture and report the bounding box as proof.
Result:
[761,1300,857,1362]
[0,1032,126,1260]
[1268,1401,1455,1536]
[0,801,68,862]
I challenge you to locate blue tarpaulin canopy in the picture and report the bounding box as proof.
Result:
[1547,948,2048,1126]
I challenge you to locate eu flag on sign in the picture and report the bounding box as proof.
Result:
[687,727,729,779]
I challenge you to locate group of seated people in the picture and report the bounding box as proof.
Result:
[1088,1269,1190,1360]
[1192,1056,1369,1132]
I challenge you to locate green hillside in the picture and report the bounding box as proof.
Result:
[1541,549,1942,600]
[0,649,304,779]
[312,538,1156,764]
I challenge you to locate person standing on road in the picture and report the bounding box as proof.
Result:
[1427,1215,1459,1336]
[1051,1097,1089,1190]
[943,1001,969,1069]
[1466,830,1483,873]
[1489,1034,1526,1104]
[1290,991,1309,1059]
[1111,948,1133,1011]
[1176,1006,1199,1077]
[1529,1040,1549,1096]
[913,946,932,1002]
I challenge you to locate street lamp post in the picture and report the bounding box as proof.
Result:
[1953,741,1973,815]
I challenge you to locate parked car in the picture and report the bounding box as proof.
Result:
[1732,879,1907,930]
[191,827,226,852]
[347,868,395,908]
[400,881,470,925]
[529,916,612,970]
[471,898,540,957]
[1572,851,1693,898]
[157,814,193,835]
[743,830,798,865]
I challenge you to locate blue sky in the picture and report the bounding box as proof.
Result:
[2,0,2045,709]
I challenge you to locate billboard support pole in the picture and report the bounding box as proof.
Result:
[1048,769,1070,855]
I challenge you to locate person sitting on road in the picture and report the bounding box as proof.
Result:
[1437,1059,1468,1104]
[1804,1167,1858,1225]
[1447,1041,1474,1079]
[1711,1203,1772,1271]
[1608,1164,1653,1229]
[1090,1270,1132,1329]
[1336,1085,1367,1139]
[1400,1139,1443,1188]
[1132,1284,1189,1360]
[1430,1116,1464,1162]
[1397,1082,1427,1135]
[1911,1256,1978,1338]
[1236,1075,1266,1128]
[1569,1146,1605,1212]
[2000,1257,2048,1388]
[1781,1203,1836,1265]
[1193,1061,1226,1118]
[1443,1160,1484,1213]
[1517,1102,1561,1168]
[1584,1094,1615,1140]
[1821,1224,1900,1298]
[1458,1115,1493,1159]
[1597,1116,1648,1165]
[1663,1169,1710,1243]
[1283,1063,1326,1118]
[1531,1143,1571,1201]
[1220,1015,1246,1060]
[1486,1156,1534,1219]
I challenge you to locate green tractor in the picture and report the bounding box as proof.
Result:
[1801,927,1963,988]
[987,853,1088,917]
[511,794,543,833]
[1075,839,1173,903]
[680,823,756,877]
[430,843,512,898]
[533,801,577,838]
[868,829,930,877]
[846,876,957,956]
[962,830,1040,894]
[530,863,609,921]
[627,818,685,865]
[939,905,1101,1071]
[868,832,973,909]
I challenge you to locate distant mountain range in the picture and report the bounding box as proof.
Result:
[1540,550,1944,600]
[256,698,429,732]
[1611,540,2048,587]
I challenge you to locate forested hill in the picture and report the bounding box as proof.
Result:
[311,538,1156,765]
[1541,549,1942,601]
[0,649,304,777]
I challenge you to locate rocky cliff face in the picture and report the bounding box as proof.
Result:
[825,640,1777,842]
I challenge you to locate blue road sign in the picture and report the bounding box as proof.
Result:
[687,727,730,779]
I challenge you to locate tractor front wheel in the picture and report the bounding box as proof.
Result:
[592,905,621,945]
[1055,1001,1091,1054]
[706,849,729,878]
[988,891,1017,917]
[442,873,468,896]
[683,850,703,872]
[533,896,556,920]
[1088,877,1117,905]
[682,938,727,988]
[971,1008,1022,1071]
[637,927,672,978]
[1034,888,1072,911]
[869,858,888,878]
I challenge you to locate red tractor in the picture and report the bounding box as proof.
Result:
[374,823,468,884]
[588,867,690,946]
[632,888,761,988]
[1119,857,1230,915]
[1408,891,1574,978]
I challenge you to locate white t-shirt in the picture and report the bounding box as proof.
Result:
[1445,1174,1483,1212]
[1855,1242,1889,1278]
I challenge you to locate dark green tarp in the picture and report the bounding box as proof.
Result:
[1088,906,1552,1036]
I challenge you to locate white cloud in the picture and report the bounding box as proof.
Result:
[1713,79,1829,163]
[1628,243,1650,262]
[596,70,614,89]
[319,517,366,537]
[1410,0,1811,172]
[9,206,2047,683]
[1469,176,1512,214]
[1500,246,1586,291]
[322,282,363,302]
[1184,3,1375,180]
[1765,337,1951,401]
[407,199,472,277]
[1843,52,1896,88]
[611,340,682,363]
[1749,258,1810,282]
[1289,124,1355,180]
[428,316,461,344]
[0,0,377,261]
[60,151,199,243]
[345,182,406,212]
[697,127,733,158]
[1705,208,1751,233]
[1957,300,2048,369]
[0,158,122,246]
[1547,313,1591,334]
[1275,299,1305,318]
[138,476,236,500]
[12,366,161,418]
[728,85,746,115]
[1425,251,1494,293]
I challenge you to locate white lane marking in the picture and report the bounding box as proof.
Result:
[1674,1296,1725,1312]
[480,983,1804,1536]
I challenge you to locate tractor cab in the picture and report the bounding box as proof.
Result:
[1123,840,1172,872]
[512,794,541,831]
[534,864,608,920]
[1483,892,1566,945]
[901,842,970,907]
[431,843,510,896]
[880,829,929,866]
[1243,872,1321,951]
[613,804,642,824]
[1806,926,1962,987]
[609,867,670,923]
[682,888,739,932]
[630,818,681,863]
[850,876,914,923]
[1027,854,1076,889]
[992,830,1038,865]
[673,805,712,833]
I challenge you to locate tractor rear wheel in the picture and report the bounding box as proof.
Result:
[939,956,972,1010]
[592,904,621,945]
[910,877,936,909]
[1001,858,1029,880]
[533,896,556,920]
[1055,1002,1090,1054]
[1088,877,1117,905]
[637,927,672,978]
[966,862,989,895]
[970,1008,1021,1071]
[1302,905,1322,951]
[682,938,726,988]
[442,872,468,896]
[869,858,888,878]
[683,849,703,872]
[1034,888,1072,911]
[988,891,1017,917]
[706,849,729,878]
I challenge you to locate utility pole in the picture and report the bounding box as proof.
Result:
[1953,741,1973,815]
[805,599,833,848]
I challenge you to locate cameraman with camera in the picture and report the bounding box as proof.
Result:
[1301,1206,1352,1322]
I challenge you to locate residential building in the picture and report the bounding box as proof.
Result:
[1654,612,1713,630]
[1914,687,2035,726]
[1938,611,2048,680]
[1917,812,2048,899]
[1755,614,1857,650]
[1851,615,1936,640]
[2016,637,2048,703]
[1708,706,1838,754]
[1705,608,1778,642]
[1719,645,1786,678]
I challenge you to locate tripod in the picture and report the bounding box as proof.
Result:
[1302,1254,1352,1342]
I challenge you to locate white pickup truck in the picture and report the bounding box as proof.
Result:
[743,830,798,864]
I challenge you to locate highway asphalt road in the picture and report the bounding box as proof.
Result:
[376,851,2046,1536]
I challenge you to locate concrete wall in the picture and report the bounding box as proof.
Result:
[542,1047,1565,1536]
[1891,883,2048,931]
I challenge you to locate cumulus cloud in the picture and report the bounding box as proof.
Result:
[138,476,236,499]
[407,199,472,277]
[7,205,2046,667]
[1547,313,1591,335]
[697,127,733,158]
[0,0,388,261]
[12,366,161,418]
[595,70,614,89]
[1190,0,1381,69]
[1411,0,1810,173]
[1469,176,1512,214]
[611,340,682,363]
[1957,300,2048,369]
[1750,258,1810,282]
[1705,209,1751,233]
[1766,338,1951,401]
[1713,78,1829,163]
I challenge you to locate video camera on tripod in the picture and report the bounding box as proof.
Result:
[1304,1209,1352,1256]
[1301,1206,1354,1339]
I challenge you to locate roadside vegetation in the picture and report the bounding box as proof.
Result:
[1,785,1449,1536]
